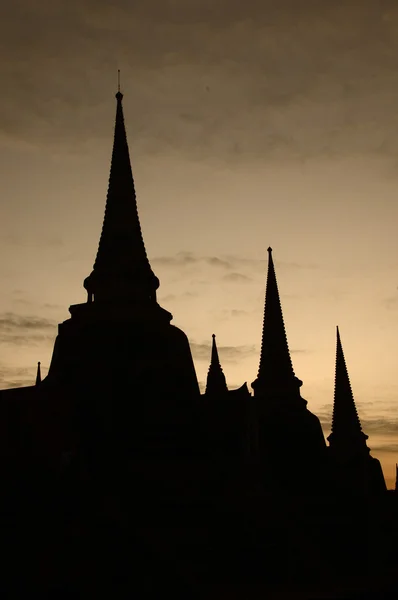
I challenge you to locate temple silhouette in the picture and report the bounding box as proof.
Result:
[0,89,397,597]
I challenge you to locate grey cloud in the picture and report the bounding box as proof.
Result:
[190,340,257,363]
[319,407,398,437]
[153,252,232,269]
[222,272,252,283]
[152,252,198,267]
[0,313,56,332]
[361,417,398,435]
[158,294,176,303]
[10,293,61,311]
[158,291,198,303]
[230,309,249,317]
[3,1,398,163]
[205,257,232,269]
[2,334,55,347]
[153,252,319,273]
[0,312,57,347]
[371,443,398,454]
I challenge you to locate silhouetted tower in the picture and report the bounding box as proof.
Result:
[46,88,200,402]
[35,361,41,386]
[251,248,304,403]
[83,89,160,306]
[395,464,398,493]
[327,327,369,455]
[251,248,326,490]
[327,327,386,495]
[205,334,228,396]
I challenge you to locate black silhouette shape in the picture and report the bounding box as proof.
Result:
[0,87,396,599]
[327,326,387,495]
[251,247,304,400]
[205,334,228,396]
[35,361,41,386]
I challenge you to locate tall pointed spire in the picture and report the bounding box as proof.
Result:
[205,334,228,396]
[83,85,160,306]
[35,361,41,386]
[251,248,303,400]
[327,327,369,453]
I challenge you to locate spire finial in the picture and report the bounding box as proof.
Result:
[267,246,272,253]
[35,361,42,386]
[116,69,123,100]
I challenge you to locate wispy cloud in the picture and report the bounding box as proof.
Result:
[158,291,198,303]
[371,443,398,454]
[153,251,319,273]
[222,272,252,283]
[230,309,249,317]
[318,405,398,438]
[2,1,398,166]
[0,312,56,346]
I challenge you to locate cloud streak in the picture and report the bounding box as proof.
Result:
[153,251,319,272]
[0,312,56,346]
[319,407,398,438]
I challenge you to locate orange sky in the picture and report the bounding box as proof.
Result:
[0,1,397,488]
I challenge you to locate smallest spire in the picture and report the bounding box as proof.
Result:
[36,361,41,386]
[205,334,228,396]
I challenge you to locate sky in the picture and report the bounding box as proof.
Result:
[0,0,398,487]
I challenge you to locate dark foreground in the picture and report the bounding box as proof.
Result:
[1,457,397,599]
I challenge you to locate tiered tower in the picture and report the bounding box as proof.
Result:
[45,89,200,403]
[327,327,386,494]
[251,248,326,490]
[205,334,228,396]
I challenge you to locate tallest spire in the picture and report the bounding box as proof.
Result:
[84,86,159,305]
